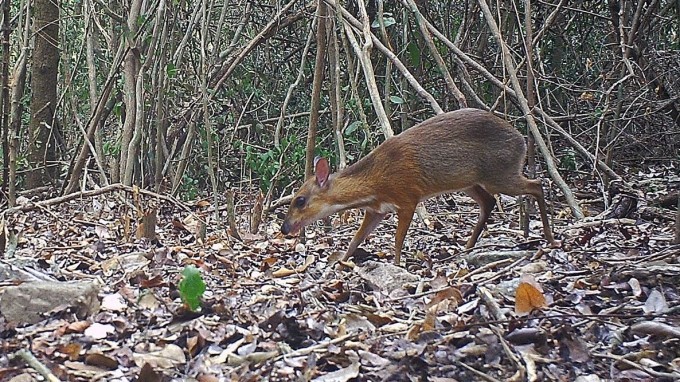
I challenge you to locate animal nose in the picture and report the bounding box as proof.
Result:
[281,221,291,235]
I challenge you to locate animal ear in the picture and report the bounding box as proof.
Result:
[314,157,330,188]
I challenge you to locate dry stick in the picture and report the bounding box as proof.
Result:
[336,5,371,147]
[534,108,620,182]
[15,349,61,382]
[274,334,356,360]
[171,120,197,196]
[211,0,231,62]
[405,0,467,109]
[455,361,503,382]
[449,14,487,109]
[334,1,440,224]
[511,0,566,82]
[63,40,127,195]
[275,21,315,148]
[530,0,566,47]
[325,0,443,114]
[218,1,251,60]
[343,2,393,138]
[341,9,431,225]
[376,0,393,123]
[522,0,538,237]
[172,0,202,68]
[491,325,525,378]
[603,0,647,180]
[211,0,302,95]
[592,352,680,380]
[477,0,583,219]
[3,183,192,217]
[478,286,505,321]
[168,1,311,149]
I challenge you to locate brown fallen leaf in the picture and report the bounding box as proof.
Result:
[426,287,463,310]
[65,320,91,334]
[515,274,547,315]
[272,255,315,277]
[85,352,119,370]
[272,267,296,278]
[137,362,162,382]
[132,344,186,369]
[58,343,82,361]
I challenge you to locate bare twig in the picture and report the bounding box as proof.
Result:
[14,349,61,382]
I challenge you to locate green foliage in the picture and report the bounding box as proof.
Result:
[102,141,120,157]
[406,41,421,66]
[560,149,577,171]
[178,265,206,312]
[344,121,362,136]
[389,96,404,104]
[236,132,342,193]
[166,63,178,78]
[343,120,371,161]
[237,135,307,192]
[179,174,200,200]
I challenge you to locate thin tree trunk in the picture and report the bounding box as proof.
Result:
[26,0,59,188]
[153,1,170,191]
[119,0,143,185]
[1,0,10,198]
[305,1,327,178]
[201,0,219,222]
[8,2,32,204]
[337,6,370,147]
[84,0,104,170]
[63,43,126,195]
[522,0,537,235]
[377,0,394,119]
[342,6,393,138]
[328,15,346,169]
[171,120,197,196]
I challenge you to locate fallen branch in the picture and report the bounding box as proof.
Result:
[3,183,192,216]
[15,349,61,382]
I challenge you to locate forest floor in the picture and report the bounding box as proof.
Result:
[1,167,679,382]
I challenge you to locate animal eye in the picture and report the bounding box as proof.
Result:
[294,196,306,208]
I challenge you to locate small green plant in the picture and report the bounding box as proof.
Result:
[178,265,206,312]
[179,174,200,200]
[560,149,577,171]
[102,140,121,157]
[237,134,310,192]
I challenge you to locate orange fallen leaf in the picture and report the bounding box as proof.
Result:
[59,343,82,361]
[515,274,547,315]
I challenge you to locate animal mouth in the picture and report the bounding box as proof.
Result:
[281,221,303,235]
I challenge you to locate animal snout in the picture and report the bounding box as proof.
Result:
[281,220,292,235]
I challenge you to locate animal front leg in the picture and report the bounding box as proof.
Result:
[341,210,386,261]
